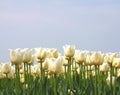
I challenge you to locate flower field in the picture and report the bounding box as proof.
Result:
[0,45,120,95]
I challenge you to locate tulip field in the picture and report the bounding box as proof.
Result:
[1,45,120,95]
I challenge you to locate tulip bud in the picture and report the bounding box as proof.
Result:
[105,53,118,64]
[28,55,34,65]
[2,63,11,74]
[22,48,32,63]
[55,57,64,75]
[74,50,86,64]
[90,52,104,65]
[34,48,47,62]
[112,58,120,68]
[100,62,110,72]
[9,49,23,65]
[42,59,49,71]
[47,48,59,58]
[63,45,75,58]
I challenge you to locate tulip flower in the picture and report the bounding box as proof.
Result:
[22,48,32,63]
[9,48,23,65]
[74,50,86,64]
[100,62,110,72]
[2,62,11,74]
[112,58,120,68]
[34,48,47,62]
[105,52,118,64]
[63,45,75,58]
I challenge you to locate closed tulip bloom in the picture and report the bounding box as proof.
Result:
[85,54,92,65]
[90,52,104,65]
[105,52,118,64]
[100,62,110,72]
[47,48,59,58]
[63,45,75,58]
[62,56,68,66]
[55,56,64,75]
[2,63,11,74]
[112,58,120,68]
[8,70,15,79]
[47,58,56,74]
[34,48,47,62]
[28,55,34,65]
[22,48,32,63]
[31,64,40,77]
[47,57,64,75]
[20,77,25,83]
[9,49,23,65]
[74,50,86,64]
[42,59,49,71]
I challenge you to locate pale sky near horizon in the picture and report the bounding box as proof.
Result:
[0,0,120,62]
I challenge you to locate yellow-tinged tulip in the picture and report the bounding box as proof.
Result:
[100,62,110,72]
[105,52,118,64]
[34,48,47,62]
[47,57,64,75]
[74,50,86,63]
[22,48,32,63]
[55,56,64,75]
[112,58,120,68]
[63,45,75,58]
[47,58,56,74]
[47,48,59,58]
[9,49,23,65]
[85,54,92,65]
[42,59,49,71]
[2,63,11,74]
[28,55,34,65]
[90,52,104,65]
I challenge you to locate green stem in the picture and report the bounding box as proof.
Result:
[97,65,100,95]
[54,74,57,95]
[95,65,97,95]
[110,64,113,95]
[40,61,43,95]
[113,68,117,95]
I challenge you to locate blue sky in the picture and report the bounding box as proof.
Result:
[0,0,120,62]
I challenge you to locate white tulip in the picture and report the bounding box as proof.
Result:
[42,59,49,71]
[28,55,34,65]
[105,52,118,64]
[112,58,120,68]
[74,50,86,63]
[2,63,11,74]
[8,70,15,79]
[47,48,59,58]
[62,56,68,66]
[55,56,64,75]
[34,48,47,62]
[20,77,25,83]
[47,57,64,75]
[90,52,104,65]
[85,54,92,65]
[9,49,23,65]
[22,48,32,63]
[63,45,75,58]
[100,62,110,72]
[31,64,40,77]
[47,58,56,74]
